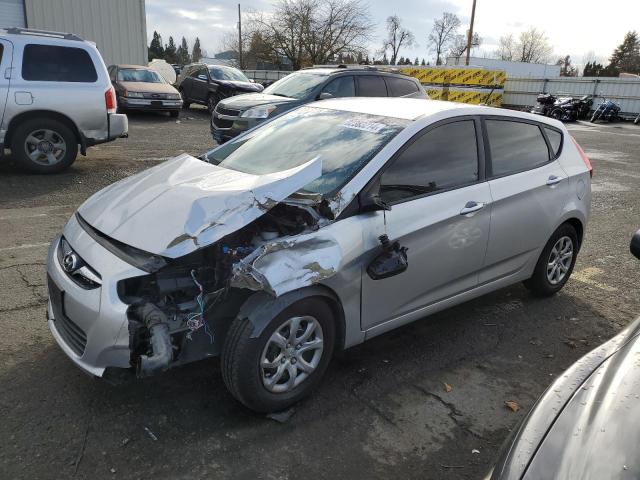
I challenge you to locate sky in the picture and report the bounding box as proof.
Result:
[146,0,640,67]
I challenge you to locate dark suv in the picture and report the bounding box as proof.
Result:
[210,67,426,144]
[176,64,263,113]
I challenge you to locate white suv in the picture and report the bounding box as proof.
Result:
[0,27,128,173]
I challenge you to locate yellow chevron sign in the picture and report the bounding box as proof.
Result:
[426,87,503,107]
[400,67,506,87]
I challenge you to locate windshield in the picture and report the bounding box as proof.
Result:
[117,68,164,83]
[207,106,409,195]
[263,73,327,99]
[209,66,250,82]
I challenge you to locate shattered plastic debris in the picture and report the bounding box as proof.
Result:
[443,383,453,393]
[143,426,158,441]
[266,407,296,423]
[471,449,480,454]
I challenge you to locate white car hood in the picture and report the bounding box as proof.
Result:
[78,154,322,258]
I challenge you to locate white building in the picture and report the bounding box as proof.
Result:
[0,0,147,65]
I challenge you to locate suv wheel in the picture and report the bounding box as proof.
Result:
[222,297,335,412]
[180,89,190,109]
[207,94,219,113]
[524,223,578,296]
[11,118,78,173]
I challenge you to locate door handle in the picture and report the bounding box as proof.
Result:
[460,201,485,215]
[546,175,563,186]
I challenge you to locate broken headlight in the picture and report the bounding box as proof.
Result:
[241,105,276,119]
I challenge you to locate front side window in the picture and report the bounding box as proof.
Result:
[207,106,409,195]
[380,120,479,203]
[321,76,355,98]
[263,72,327,100]
[22,44,97,82]
[486,120,550,177]
[208,66,250,82]
[117,68,164,83]
[190,66,207,79]
[357,76,387,97]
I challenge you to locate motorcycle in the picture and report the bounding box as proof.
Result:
[590,98,621,123]
[635,113,640,125]
[530,94,556,116]
[531,94,593,122]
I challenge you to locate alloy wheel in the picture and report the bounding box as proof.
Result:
[23,129,67,166]
[546,236,573,285]
[260,316,324,394]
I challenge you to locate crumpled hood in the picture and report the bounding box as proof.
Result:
[218,80,264,92]
[77,154,322,258]
[219,93,297,109]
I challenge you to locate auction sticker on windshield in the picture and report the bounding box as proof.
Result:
[340,118,388,133]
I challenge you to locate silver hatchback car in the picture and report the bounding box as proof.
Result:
[47,98,592,412]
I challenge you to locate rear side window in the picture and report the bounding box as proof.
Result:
[357,76,387,97]
[380,120,479,203]
[544,127,562,157]
[22,44,97,82]
[386,77,420,97]
[486,120,550,177]
[190,66,207,78]
[321,76,355,97]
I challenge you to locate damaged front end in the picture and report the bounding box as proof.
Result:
[79,154,343,377]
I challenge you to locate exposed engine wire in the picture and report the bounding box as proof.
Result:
[185,270,214,344]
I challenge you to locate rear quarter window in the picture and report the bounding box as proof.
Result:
[544,127,563,157]
[22,44,97,82]
[357,76,387,97]
[486,120,550,177]
[385,77,420,97]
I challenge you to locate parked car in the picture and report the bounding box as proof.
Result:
[0,27,127,173]
[176,63,263,112]
[211,66,427,144]
[47,98,591,412]
[489,228,640,480]
[108,64,182,117]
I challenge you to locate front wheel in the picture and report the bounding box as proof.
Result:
[550,108,564,121]
[221,297,335,412]
[590,111,600,123]
[207,94,220,113]
[524,224,578,297]
[10,118,78,173]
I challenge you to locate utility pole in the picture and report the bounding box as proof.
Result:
[465,0,477,66]
[238,3,243,70]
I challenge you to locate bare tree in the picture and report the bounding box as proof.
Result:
[556,55,577,76]
[495,33,516,61]
[382,15,415,65]
[428,12,461,65]
[517,27,553,63]
[449,31,481,60]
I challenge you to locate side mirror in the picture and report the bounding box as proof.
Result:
[360,193,391,213]
[318,92,334,100]
[367,235,409,280]
[631,229,640,259]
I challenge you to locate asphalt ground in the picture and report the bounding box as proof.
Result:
[1,106,640,480]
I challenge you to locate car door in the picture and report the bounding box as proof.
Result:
[480,118,569,282]
[189,66,209,103]
[385,76,422,98]
[361,118,492,330]
[356,75,388,97]
[0,38,13,130]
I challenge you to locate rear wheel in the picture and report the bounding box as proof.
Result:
[550,108,563,120]
[10,118,78,173]
[524,223,578,297]
[179,89,190,109]
[221,297,335,412]
[207,94,219,113]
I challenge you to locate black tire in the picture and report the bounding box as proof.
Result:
[590,111,600,123]
[10,118,78,173]
[169,110,179,118]
[523,223,579,297]
[207,94,219,113]
[550,108,563,120]
[221,297,336,412]
[179,89,190,109]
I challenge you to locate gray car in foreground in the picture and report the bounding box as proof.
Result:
[47,98,592,412]
[489,230,640,480]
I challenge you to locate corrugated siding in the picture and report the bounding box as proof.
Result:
[0,0,26,28]
[504,77,640,116]
[23,0,147,66]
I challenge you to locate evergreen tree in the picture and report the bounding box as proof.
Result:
[164,36,178,63]
[148,31,164,61]
[176,37,191,65]
[398,56,405,65]
[608,31,640,74]
[421,58,426,65]
[191,37,203,63]
[382,53,389,64]
[414,56,419,65]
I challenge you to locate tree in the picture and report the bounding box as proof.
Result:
[192,37,203,63]
[421,58,426,66]
[556,55,577,76]
[494,28,552,63]
[148,31,164,61]
[382,15,415,65]
[583,61,605,77]
[608,31,640,74]
[428,12,461,65]
[414,56,419,65]
[176,37,191,65]
[164,36,178,63]
[449,31,481,59]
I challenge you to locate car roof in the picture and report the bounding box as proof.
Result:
[311,97,565,126]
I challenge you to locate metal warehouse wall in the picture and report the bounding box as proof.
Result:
[504,77,640,116]
[24,0,147,66]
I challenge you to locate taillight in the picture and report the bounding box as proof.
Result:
[105,86,117,114]
[571,136,592,178]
